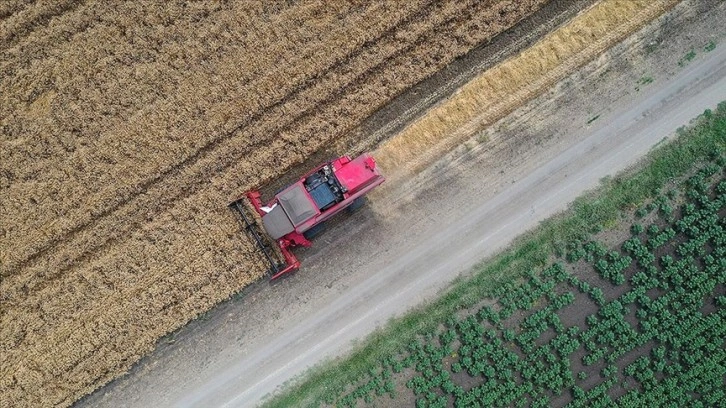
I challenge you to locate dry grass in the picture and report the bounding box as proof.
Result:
[374,0,680,180]
[0,1,548,406]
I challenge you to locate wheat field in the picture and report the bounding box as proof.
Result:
[0,1,548,406]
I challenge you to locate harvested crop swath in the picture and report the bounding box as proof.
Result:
[0,1,549,406]
[375,0,679,181]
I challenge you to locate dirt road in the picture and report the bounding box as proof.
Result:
[77,2,726,407]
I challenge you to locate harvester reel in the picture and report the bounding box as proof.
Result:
[229,198,283,276]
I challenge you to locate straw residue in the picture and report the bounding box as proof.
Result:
[375,0,679,180]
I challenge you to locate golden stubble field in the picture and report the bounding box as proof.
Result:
[0,1,549,406]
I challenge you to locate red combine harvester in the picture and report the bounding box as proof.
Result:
[230,153,385,280]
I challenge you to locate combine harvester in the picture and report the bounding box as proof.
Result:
[230,153,385,280]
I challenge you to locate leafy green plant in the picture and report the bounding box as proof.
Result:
[704,40,716,52]
[635,75,654,91]
[678,49,697,66]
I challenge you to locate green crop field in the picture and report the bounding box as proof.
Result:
[265,104,726,408]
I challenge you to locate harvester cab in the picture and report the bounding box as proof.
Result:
[230,153,384,280]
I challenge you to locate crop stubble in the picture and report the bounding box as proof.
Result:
[1,1,548,406]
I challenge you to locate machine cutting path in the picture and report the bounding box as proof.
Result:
[77,4,726,407]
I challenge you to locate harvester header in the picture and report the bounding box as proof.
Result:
[230,153,384,280]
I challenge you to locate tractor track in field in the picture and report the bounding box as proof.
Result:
[264,0,599,195]
[74,1,726,406]
[3,0,442,276]
[4,0,521,292]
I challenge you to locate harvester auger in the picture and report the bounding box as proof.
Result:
[230,153,385,280]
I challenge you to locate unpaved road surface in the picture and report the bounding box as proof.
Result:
[77,2,726,407]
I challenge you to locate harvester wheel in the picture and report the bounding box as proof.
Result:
[303,222,326,240]
[347,197,366,214]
